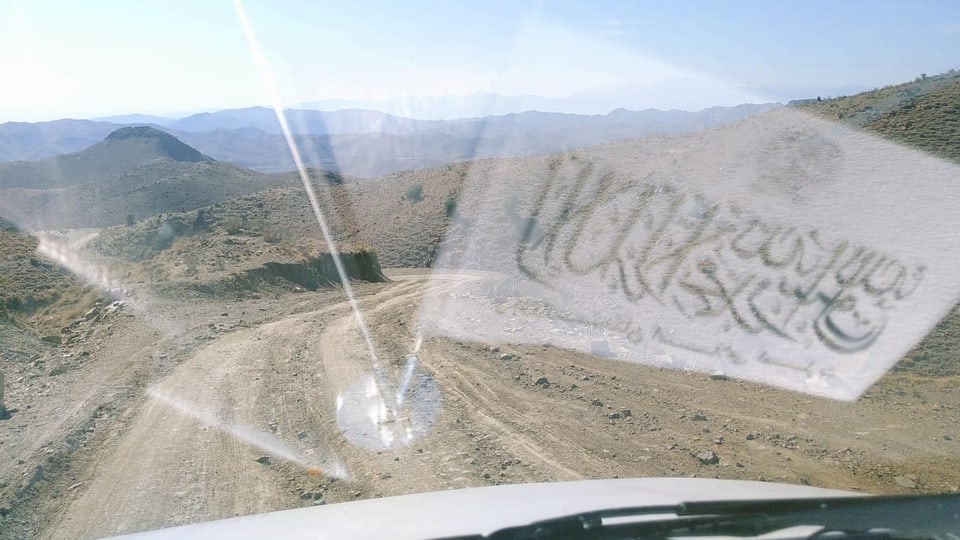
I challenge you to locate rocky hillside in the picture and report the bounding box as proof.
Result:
[88,194,388,298]
[91,163,468,270]
[793,69,960,162]
[0,229,96,327]
[0,227,103,373]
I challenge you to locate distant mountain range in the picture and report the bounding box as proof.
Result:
[0,101,777,230]
[101,108,445,135]
[0,103,779,176]
[293,82,858,120]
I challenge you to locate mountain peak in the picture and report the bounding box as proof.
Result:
[103,126,210,162]
[105,125,172,140]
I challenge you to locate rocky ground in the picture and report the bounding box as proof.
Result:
[0,269,957,540]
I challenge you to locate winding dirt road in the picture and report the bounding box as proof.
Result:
[1,271,958,539]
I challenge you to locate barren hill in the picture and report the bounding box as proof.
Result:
[0,128,290,229]
[793,70,960,162]
[0,126,210,190]
[0,227,103,377]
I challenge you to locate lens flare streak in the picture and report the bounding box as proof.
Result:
[148,387,349,480]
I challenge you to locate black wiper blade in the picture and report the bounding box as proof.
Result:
[439,494,960,540]
[436,505,685,540]
[677,494,960,537]
[484,505,683,540]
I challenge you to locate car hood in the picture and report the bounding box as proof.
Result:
[109,478,859,540]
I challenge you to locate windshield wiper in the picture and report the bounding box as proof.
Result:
[439,494,960,540]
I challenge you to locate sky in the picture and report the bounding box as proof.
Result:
[1,0,959,121]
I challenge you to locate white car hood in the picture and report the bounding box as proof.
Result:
[109,478,858,540]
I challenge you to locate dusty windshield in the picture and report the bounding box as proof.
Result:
[1,2,959,539]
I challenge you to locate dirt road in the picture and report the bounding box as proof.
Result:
[1,271,959,539]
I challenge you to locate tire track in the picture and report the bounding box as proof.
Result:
[423,351,593,481]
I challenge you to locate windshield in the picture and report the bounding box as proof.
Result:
[1,2,959,539]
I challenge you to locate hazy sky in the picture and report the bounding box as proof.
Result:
[2,0,959,121]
